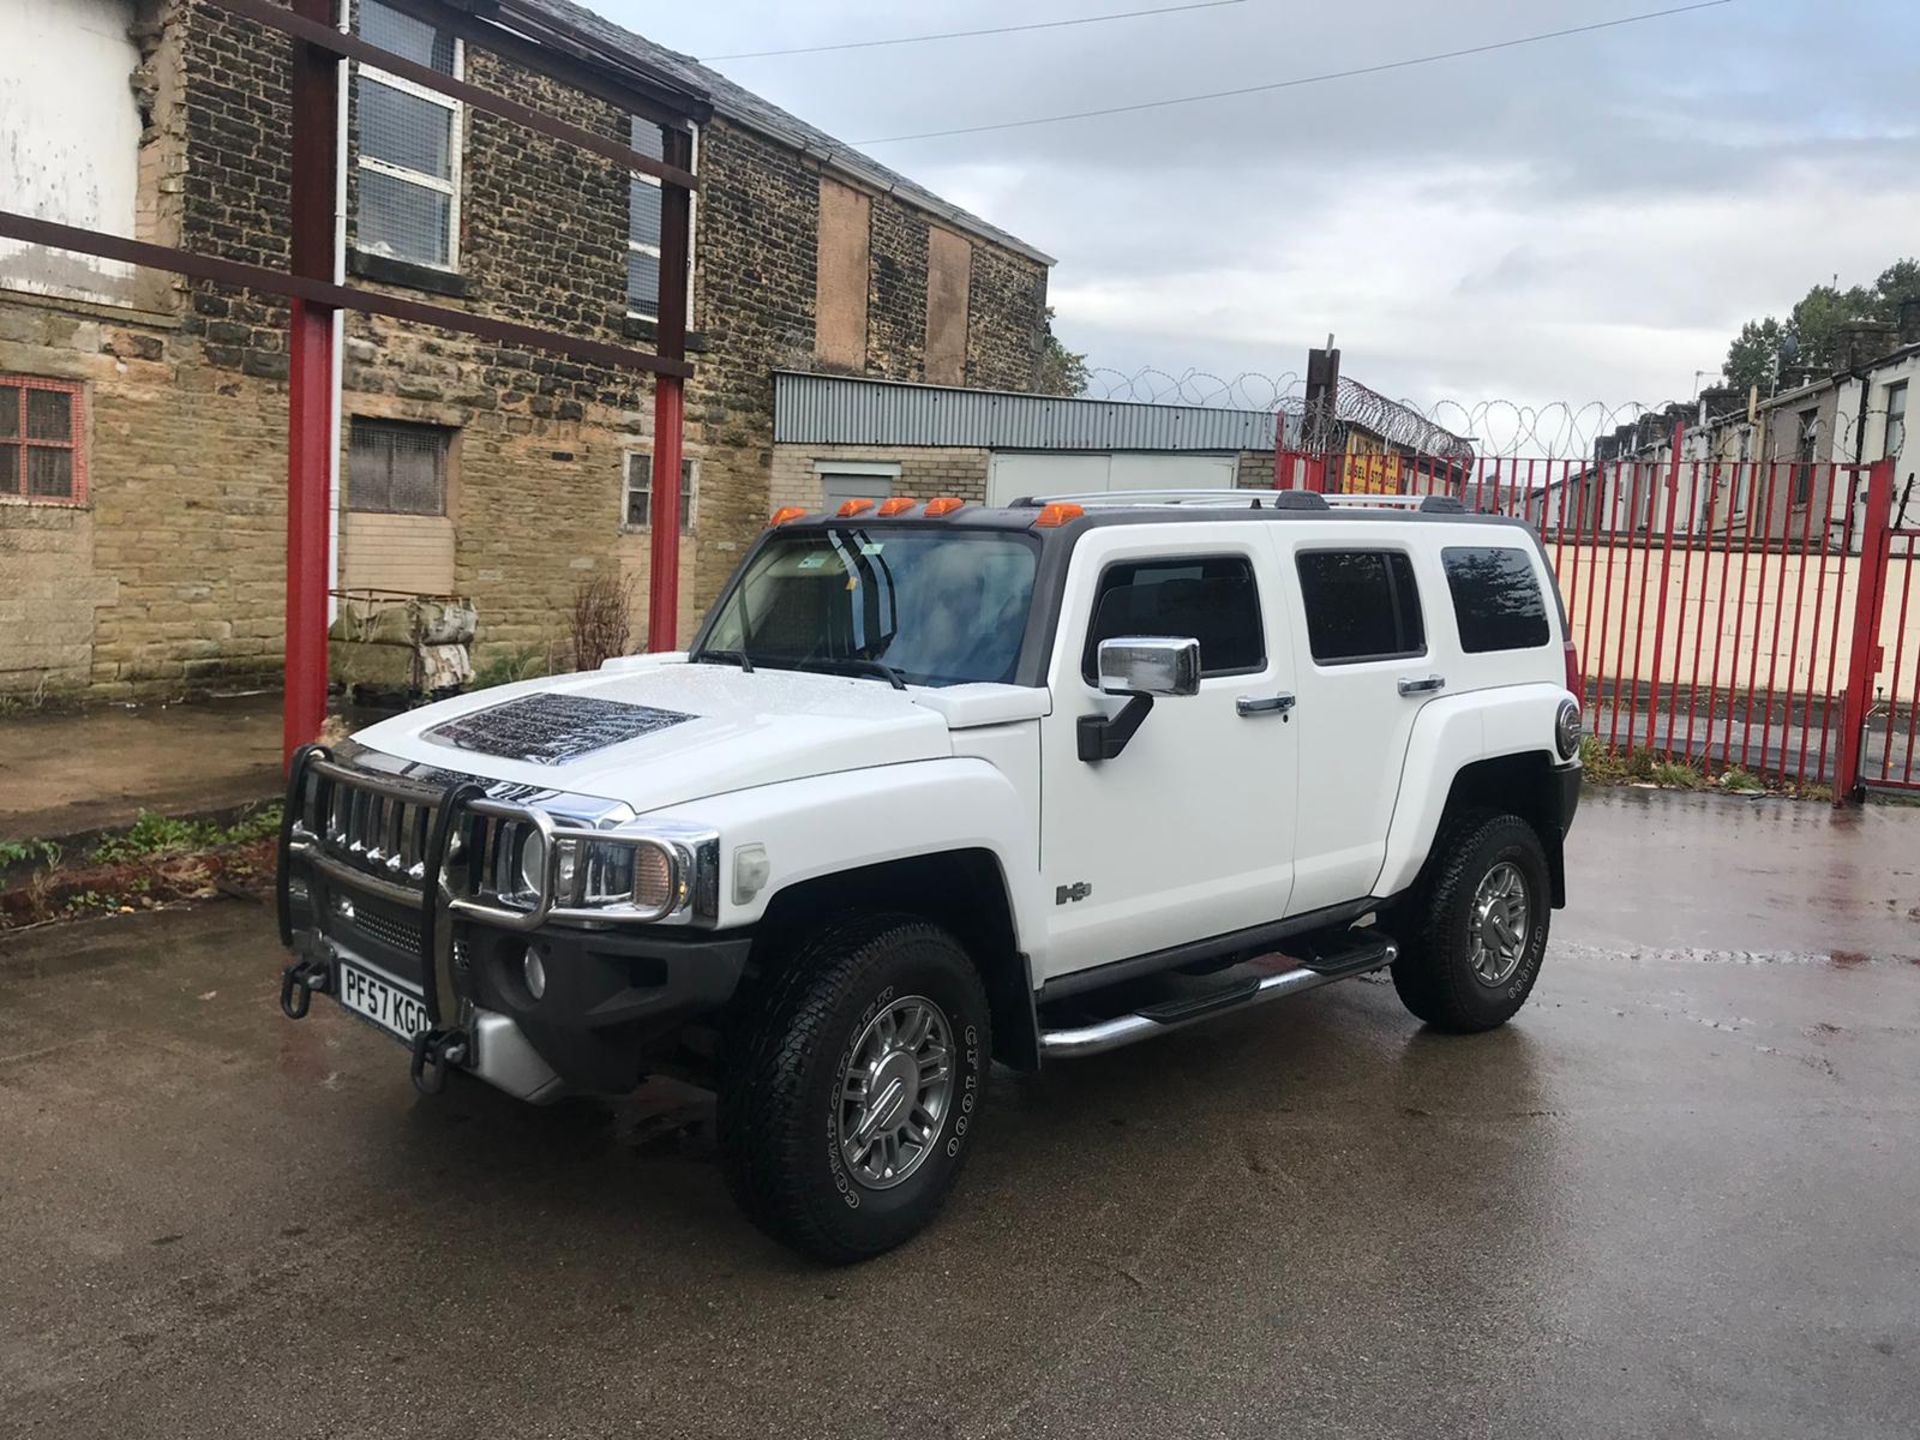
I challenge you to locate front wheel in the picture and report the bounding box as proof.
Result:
[717,913,990,1263]
[1388,811,1551,1032]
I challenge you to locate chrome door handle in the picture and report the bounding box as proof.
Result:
[1397,674,1446,696]
[1236,693,1296,717]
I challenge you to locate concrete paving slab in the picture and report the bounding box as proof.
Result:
[0,786,1916,1438]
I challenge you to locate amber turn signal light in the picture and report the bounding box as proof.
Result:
[1031,502,1085,528]
[768,507,807,526]
[923,496,966,517]
[877,497,917,517]
[837,498,876,517]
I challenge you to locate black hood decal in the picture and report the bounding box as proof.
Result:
[425,694,695,765]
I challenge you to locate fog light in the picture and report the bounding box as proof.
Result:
[523,948,547,1001]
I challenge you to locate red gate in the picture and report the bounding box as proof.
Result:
[1272,446,1909,802]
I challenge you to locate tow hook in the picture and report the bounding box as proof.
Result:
[409,1027,469,1096]
[279,958,331,1020]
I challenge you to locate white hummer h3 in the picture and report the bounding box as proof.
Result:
[276,487,1582,1261]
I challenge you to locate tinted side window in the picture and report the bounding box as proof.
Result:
[1443,546,1550,652]
[1295,550,1424,663]
[1082,555,1264,680]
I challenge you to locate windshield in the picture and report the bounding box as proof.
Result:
[698,527,1040,687]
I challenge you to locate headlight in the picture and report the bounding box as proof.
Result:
[1556,698,1583,761]
[481,813,702,922]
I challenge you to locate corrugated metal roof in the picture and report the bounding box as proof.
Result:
[775,372,1292,452]
[516,0,1054,266]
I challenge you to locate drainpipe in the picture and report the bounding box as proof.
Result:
[328,0,349,624]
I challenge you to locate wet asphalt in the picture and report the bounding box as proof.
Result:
[1,787,1917,1439]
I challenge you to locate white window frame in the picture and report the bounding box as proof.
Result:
[623,451,697,533]
[1884,381,1908,462]
[354,2,464,272]
[627,122,697,327]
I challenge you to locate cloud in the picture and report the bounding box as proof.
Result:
[613,0,1920,409]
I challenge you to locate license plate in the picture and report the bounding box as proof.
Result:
[335,960,428,1044]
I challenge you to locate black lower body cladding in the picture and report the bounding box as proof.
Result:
[456,921,752,1093]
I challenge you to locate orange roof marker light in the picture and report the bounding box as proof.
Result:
[877,497,917,517]
[1031,502,1085,529]
[923,496,967,518]
[768,506,808,527]
[836,498,876,517]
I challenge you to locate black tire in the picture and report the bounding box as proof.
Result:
[717,912,990,1264]
[1388,810,1551,1033]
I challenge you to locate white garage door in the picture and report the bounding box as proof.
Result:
[986,452,1238,507]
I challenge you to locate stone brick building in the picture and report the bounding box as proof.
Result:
[0,0,1053,701]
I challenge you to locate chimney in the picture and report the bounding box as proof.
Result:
[1699,384,1741,423]
[1900,296,1920,347]
[1840,320,1898,372]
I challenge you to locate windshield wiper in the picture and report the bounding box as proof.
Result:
[692,648,754,673]
[801,657,907,691]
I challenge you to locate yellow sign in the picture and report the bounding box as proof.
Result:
[1341,451,1403,495]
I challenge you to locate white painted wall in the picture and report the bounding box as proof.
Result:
[0,0,141,304]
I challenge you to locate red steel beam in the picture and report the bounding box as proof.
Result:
[369,0,709,130]
[209,0,700,191]
[0,212,692,379]
[1642,424,1685,750]
[1835,461,1896,803]
[283,0,339,766]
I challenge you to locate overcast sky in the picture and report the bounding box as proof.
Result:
[610,0,1920,419]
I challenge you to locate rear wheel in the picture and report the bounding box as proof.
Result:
[717,913,990,1263]
[1388,811,1551,1032]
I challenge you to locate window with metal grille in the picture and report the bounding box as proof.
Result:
[349,418,450,515]
[628,119,696,324]
[354,0,462,270]
[624,453,695,531]
[0,376,86,506]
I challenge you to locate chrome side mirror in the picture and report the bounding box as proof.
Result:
[1096,636,1201,698]
[1081,636,1201,762]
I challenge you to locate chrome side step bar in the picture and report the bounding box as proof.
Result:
[1038,940,1397,1060]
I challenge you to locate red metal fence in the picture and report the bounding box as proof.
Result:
[1273,449,1914,799]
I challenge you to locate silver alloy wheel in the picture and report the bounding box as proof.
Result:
[1468,861,1531,987]
[836,995,955,1190]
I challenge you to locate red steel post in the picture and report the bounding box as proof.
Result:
[1834,460,1895,804]
[1642,423,1685,750]
[283,0,340,767]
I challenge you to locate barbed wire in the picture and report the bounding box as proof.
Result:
[1081,366,1302,412]
[1077,366,1912,462]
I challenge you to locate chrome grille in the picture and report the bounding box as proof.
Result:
[346,904,423,960]
[297,767,443,890]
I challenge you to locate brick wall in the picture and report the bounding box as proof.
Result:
[770,444,991,515]
[0,0,1049,700]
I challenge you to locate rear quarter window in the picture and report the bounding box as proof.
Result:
[1442,545,1550,653]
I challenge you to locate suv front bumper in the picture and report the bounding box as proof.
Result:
[276,745,751,1099]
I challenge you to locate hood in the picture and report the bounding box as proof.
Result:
[346,656,1042,813]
